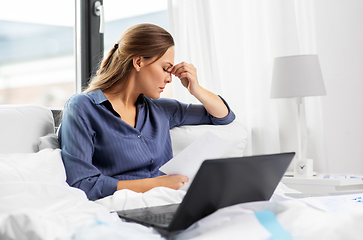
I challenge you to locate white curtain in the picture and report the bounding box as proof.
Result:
[168,0,328,172]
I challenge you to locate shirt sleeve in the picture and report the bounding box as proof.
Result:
[155,95,236,128]
[58,96,119,200]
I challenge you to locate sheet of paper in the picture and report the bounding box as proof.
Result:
[299,193,363,213]
[160,131,237,182]
[317,173,363,179]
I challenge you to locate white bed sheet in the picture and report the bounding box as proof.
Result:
[0,149,160,240]
[2,149,363,240]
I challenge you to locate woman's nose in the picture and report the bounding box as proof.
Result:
[165,73,172,83]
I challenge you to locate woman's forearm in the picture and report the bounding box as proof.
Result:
[117,174,189,193]
[117,178,156,193]
[192,85,229,118]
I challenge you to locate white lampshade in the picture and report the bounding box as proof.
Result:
[270,55,326,98]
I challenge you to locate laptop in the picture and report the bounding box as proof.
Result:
[116,152,295,235]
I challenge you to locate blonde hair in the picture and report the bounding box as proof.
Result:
[84,23,174,93]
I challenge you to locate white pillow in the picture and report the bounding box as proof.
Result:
[0,148,66,185]
[170,121,248,158]
[0,105,55,154]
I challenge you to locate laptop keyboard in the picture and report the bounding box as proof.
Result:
[136,212,175,225]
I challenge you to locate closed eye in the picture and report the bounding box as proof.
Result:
[163,64,173,72]
[163,67,172,72]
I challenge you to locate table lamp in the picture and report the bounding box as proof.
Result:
[270,55,326,178]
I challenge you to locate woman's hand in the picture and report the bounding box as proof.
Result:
[171,62,201,96]
[171,61,229,119]
[153,174,189,190]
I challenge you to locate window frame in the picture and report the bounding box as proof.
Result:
[75,0,104,93]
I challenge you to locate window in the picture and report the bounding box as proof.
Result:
[103,0,168,52]
[0,0,169,108]
[0,0,75,108]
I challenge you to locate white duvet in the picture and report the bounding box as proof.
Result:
[1,149,363,240]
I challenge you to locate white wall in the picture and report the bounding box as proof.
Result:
[315,0,363,174]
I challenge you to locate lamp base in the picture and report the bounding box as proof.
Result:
[293,159,314,178]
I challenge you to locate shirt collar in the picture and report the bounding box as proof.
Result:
[88,89,109,105]
[88,89,146,107]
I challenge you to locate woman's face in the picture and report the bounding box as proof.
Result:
[136,46,175,99]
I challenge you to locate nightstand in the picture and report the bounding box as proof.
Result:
[281,176,363,194]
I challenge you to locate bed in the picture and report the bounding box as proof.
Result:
[1,104,363,240]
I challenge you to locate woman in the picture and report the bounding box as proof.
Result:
[58,23,235,201]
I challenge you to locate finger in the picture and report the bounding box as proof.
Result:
[170,64,179,74]
[178,72,192,80]
[171,174,189,181]
[175,175,189,183]
[173,66,195,79]
[182,176,189,182]
[171,61,186,69]
[166,66,173,73]
[177,63,196,73]
[171,66,186,77]
[174,70,189,79]
[171,62,189,74]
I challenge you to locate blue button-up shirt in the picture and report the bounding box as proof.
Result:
[58,89,235,200]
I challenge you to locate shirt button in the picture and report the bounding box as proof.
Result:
[137,135,141,139]
[150,159,153,164]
